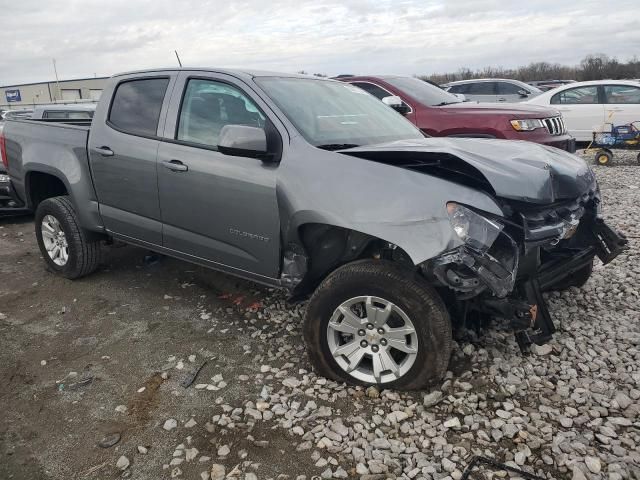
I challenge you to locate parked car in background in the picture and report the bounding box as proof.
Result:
[528,80,576,92]
[340,75,575,151]
[30,103,96,120]
[442,78,542,102]
[524,80,640,142]
[3,68,625,389]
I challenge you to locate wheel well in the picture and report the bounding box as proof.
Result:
[27,172,68,209]
[289,224,414,297]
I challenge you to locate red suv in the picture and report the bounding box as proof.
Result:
[339,75,576,152]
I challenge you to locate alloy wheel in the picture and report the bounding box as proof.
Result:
[41,214,69,266]
[326,296,419,384]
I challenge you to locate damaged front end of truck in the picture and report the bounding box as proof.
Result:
[423,180,627,352]
[340,138,627,352]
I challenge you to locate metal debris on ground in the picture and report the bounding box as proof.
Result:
[461,456,548,480]
[180,358,214,388]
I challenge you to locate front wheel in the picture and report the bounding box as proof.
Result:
[303,260,452,390]
[35,196,101,279]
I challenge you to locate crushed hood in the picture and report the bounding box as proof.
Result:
[341,137,596,204]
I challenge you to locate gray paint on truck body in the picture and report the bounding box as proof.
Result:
[4,67,595,287]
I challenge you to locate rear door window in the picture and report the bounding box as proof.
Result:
[108,78,170,137]
[551,86,599,104]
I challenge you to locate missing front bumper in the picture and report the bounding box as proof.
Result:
[432,216,627,353]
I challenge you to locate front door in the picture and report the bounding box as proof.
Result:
[88,76,173,244]
[602,84,640,127]
[156,74,281,279]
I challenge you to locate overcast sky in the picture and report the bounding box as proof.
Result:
[1,0,639,86]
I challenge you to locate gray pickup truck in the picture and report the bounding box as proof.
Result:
[2,68,626,390]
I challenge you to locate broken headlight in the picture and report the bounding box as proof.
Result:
[447,202,503,252]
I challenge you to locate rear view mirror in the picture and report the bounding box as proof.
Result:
[453,93,466,102]
[382,95,411,115]
[518,89,530,98]
[218,125,267,158]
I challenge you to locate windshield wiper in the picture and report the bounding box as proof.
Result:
[434,101,461,106]
[316,143,360,151]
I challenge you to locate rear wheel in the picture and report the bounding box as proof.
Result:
[35,196,101,279]
[595,150,613,166]
[304,260,452,390]
[637,152,640,165]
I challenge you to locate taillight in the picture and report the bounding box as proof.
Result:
[0,132,7,169]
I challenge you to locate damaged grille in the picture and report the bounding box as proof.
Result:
[518,190,598,246]
[542,116,566,136]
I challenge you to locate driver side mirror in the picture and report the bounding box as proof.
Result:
[518,89,530,98]
[218,125,268,158]
[382,95,411,115]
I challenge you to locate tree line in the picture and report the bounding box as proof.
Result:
[420,54,640,85]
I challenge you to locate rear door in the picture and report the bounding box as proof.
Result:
[156,72,282,279]
[602,84,640,127]
[550,85,604,141]
[88,74,175,244]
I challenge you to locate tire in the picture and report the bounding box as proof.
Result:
[595,150,613,166]
[35,196,101,279]
[637,152,640,165]
[549,259,594,291]
[304,260,452,390]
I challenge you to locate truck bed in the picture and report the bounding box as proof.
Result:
[3,119,98,224]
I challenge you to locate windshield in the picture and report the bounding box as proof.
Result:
[255,77,424,148]
[383,77,462,106]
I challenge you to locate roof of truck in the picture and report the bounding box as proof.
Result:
[112,68,326,80]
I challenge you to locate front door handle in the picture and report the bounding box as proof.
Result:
[497,97,507,102]
[162,160,188,172]
[94,146,114,157]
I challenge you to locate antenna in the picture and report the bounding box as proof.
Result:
[175,50,183,68]
[52,58,61,102]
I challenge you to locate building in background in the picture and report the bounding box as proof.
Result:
[0,77,108,109]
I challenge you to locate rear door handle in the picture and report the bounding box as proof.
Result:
[94,146,114,157]
[497,97,507,102]
[162,159,188,172]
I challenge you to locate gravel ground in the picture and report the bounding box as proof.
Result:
[0,150,638,480]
